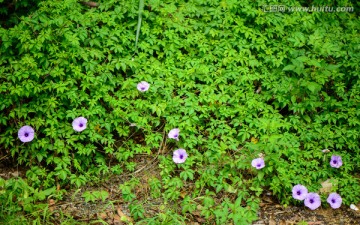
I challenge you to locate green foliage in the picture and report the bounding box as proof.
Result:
[137,206,186,225]
[0,0,359,223]
[0,177,59,222]
[82,190,109,203]
[119,178,139,202]
[129,200,145,220]
[0,0,42,28]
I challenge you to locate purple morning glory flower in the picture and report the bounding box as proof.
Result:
[304,193,321,210]
[330,155,343,168]
[72,117,88,132]
[292,184,308,201]
[173,149,188,164]
[168,128,180,141]
[137,81,150,92]
[18,125,35,143]
[327,193,342,209]
[251,158,265,169]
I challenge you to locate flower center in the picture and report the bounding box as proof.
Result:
[24,133,29,137]
[333,160,337,164]
[179,154,184,159]
[141,87,145,90]
[257,164,261,167]
[174,134,178,138]
[297,191,301,195]
[79,123,83,127]
[331,199,336,203]
[310,199,314,204]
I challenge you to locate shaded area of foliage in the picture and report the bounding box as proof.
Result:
[0,0,42,28]
[0,0,359,223]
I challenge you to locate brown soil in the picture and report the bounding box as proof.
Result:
[1,160,360,225]
[254,202,360,225]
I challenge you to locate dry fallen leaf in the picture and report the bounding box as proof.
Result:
[180,190,187,199]
[319,179,333,194]
[10,171,19,177]
[48,199,56,212]
[98,212,107,220]
[350,204,359,211]
[113,214,121,225]
[117,207,133,222]
[256,86,262,94]
[262,196,274,203]
[48,199,55,206]
[251,137,259,144]
[191,207,205,223]
[195,216,206,223]
[269,217,276,225]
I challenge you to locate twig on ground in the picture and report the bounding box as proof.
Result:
[130,130,166,176]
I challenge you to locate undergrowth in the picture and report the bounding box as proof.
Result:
[0,0,359,224]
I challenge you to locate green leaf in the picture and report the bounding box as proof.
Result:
[36,187,56,201]
[283,65,295,71]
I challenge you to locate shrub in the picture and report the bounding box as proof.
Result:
[0,0,359,223]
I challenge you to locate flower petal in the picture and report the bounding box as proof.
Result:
[18,125,35,143]
[72,117,88,132]
[173,149,188,164]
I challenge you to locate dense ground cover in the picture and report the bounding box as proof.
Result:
[0,0,359,224]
